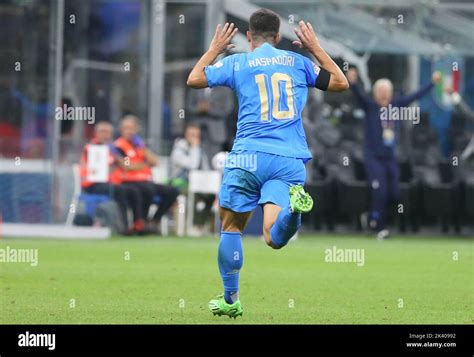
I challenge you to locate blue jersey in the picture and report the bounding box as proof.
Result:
[204,43,320,161]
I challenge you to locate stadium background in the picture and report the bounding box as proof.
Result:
[0,0,472,325]
[0,0,473,235]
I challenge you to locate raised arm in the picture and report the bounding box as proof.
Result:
[393,72,440,107]
[346,68,371,109]
[293,21,348,92]
[187,23,238,89]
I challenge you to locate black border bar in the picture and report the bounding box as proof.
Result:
[0,324,472,355]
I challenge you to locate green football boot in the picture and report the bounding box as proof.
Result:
[208,294,243,319]
[289,184,314,213]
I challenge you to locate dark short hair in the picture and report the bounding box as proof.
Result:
[249,8,280,41]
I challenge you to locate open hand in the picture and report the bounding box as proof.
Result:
[293,21,320,52]
[209,23,238,55]
[432,71,442,85]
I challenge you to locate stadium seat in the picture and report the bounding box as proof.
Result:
[455,164,474,231]
[397,159,421,232]
[421,160,461,233]
[151,156,174,235]
[463,176,474,218]
[186,170,221,235]
[335,150,370,231]
[78,193,110,217]
[448,110,472,156]
[304,162,336,231]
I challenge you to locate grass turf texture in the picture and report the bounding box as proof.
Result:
[0,235,472,324]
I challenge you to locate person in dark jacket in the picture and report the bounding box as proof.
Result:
[347,68,441,239]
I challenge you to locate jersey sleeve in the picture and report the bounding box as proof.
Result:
[301,55,320,87]
[204,55,237,89]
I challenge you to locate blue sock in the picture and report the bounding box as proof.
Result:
[218,231,243,304]
[270,206,301,249]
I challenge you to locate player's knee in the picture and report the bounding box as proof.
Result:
[263,222,283,249]
[220,210,247,233]
[264,237,274,248]
[264,230,284,249]
[269,240,284,249]
[221,222,243,233]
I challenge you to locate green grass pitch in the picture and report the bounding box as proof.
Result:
[0,235,472,324]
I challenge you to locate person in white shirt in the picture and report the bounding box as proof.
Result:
[170,122,210,188]
[170,122,214,227]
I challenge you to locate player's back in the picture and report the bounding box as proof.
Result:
[205,43,320,161]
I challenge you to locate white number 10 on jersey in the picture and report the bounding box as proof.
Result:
[255,73,295,122]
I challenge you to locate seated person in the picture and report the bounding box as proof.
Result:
[79,121,145,234]
[114,115,179,233]
[170,122,210,188]
[170,122,214,228]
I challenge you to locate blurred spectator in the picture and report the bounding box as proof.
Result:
[79,121,145,234]
[170,122,214,229]
[347,68,441,239]
[186,87,233,159]
[170,122,210,188]
[114,115,179,233]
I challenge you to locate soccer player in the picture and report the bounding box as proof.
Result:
[187,9,348,318]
